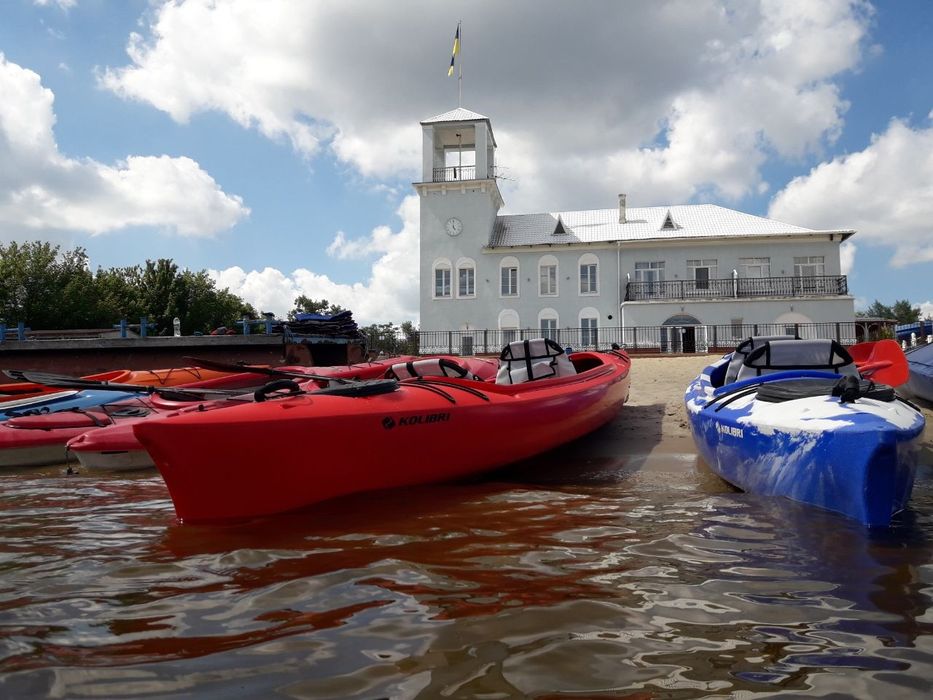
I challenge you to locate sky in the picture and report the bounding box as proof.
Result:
[1,0,932,326]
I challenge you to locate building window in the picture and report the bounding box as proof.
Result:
[635,261,665,295]
[578,254,599,295]
[433,264,451,298]
[581,317,598,347]
[793,256,825,294]
[500,257,519,297]
[541,318,558,341]
[538,264,557,297]
[458,266,475,297]
[740,257,771,278]
[794,256,825,276]
[501,266,518,296]
[687,259,718,290]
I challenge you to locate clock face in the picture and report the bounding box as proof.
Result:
[445,217,463,236]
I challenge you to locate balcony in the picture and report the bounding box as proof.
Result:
[624,275,848,301]
[431,165,496,182]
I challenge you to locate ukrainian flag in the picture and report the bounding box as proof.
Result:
[448,24,460,76]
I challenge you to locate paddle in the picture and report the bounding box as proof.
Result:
[6,370,248,403]
[848,340,909,387]
[182,356,353,385]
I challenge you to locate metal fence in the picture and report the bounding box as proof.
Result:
[363,322,863,356]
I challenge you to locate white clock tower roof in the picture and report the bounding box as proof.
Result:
[421,107,489,124]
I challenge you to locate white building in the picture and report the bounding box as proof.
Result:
[415,108,855,353]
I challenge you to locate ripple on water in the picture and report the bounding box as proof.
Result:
[0,464,931,698]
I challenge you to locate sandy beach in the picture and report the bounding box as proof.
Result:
[616,354,933,468]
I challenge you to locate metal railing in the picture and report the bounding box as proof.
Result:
[624,275,848,301]
[431,165,497,182]
[364,321,863,356]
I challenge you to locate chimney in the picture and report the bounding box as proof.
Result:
[618,193,627,224]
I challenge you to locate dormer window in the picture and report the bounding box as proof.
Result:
[661,210,678,231]
[553,216,567,235]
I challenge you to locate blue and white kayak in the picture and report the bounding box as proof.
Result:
[0,390,139,423]
[685,338,926,527]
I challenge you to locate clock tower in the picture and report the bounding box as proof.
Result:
[414,108,503,334]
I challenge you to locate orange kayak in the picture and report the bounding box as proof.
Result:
[0,369,131,404]
[134,348,631,523]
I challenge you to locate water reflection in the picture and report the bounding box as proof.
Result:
[0,458,930,698]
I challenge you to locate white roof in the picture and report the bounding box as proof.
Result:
[489,204,854,248]
[421,107,489,124]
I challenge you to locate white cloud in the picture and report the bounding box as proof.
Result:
[0,53,248,239]
[100,0,872,211]
[840,241,856,275]
[210,196,420,324]
[920,301,933,320]
[34,0,76,9]
[768,118,933,267]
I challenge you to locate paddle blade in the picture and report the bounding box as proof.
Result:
[849,340,909,386]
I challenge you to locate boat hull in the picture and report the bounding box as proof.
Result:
[134,351,631,522]
[685,358,925,527]
[905,343,933,402]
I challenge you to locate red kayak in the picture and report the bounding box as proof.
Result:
[66,355,497,472]
[134,343,632,522]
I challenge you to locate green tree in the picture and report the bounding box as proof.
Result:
[857,300,894,319]
[891,299,921,325]
[288,296,345,320]
[857,299,920,325]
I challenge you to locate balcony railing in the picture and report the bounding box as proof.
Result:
[431,165,497,182]
[624,275,848,301]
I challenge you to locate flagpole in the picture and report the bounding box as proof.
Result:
[458,20,462,107]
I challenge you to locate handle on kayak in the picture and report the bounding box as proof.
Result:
[253,379,303,402]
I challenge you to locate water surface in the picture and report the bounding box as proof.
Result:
[0,450,931,698]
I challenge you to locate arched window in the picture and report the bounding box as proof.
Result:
[499,256,520,298]
[432,258,452,299]
[538,307,559,342]
[538,254,558,297]
[578,307,600,348]
[578,253,599,295]
[456,257,476,298]
[498,309,520,345]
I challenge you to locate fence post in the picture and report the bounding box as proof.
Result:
[119,319,127,338]
[483,329,488,354]
[17,322,25,341]
[794,323,800,338]
[447,331,452,355]
[0,323,5,343]
[712,325,718,350]
[241,317,250,336]
[835,322,841,343]
[265,318,273,335]
[140,316,148,338]
[753,324,758,336]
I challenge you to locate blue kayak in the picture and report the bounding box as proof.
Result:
[0,390,140,422]
[905,342,933,403]
[685,337,926,527]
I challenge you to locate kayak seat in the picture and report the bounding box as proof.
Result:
[385,358,479,381]
[724,334,799,384]
[737,339,860,381]
[496,338,577,385]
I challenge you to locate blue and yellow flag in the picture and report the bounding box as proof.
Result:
[448,24,460,76]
